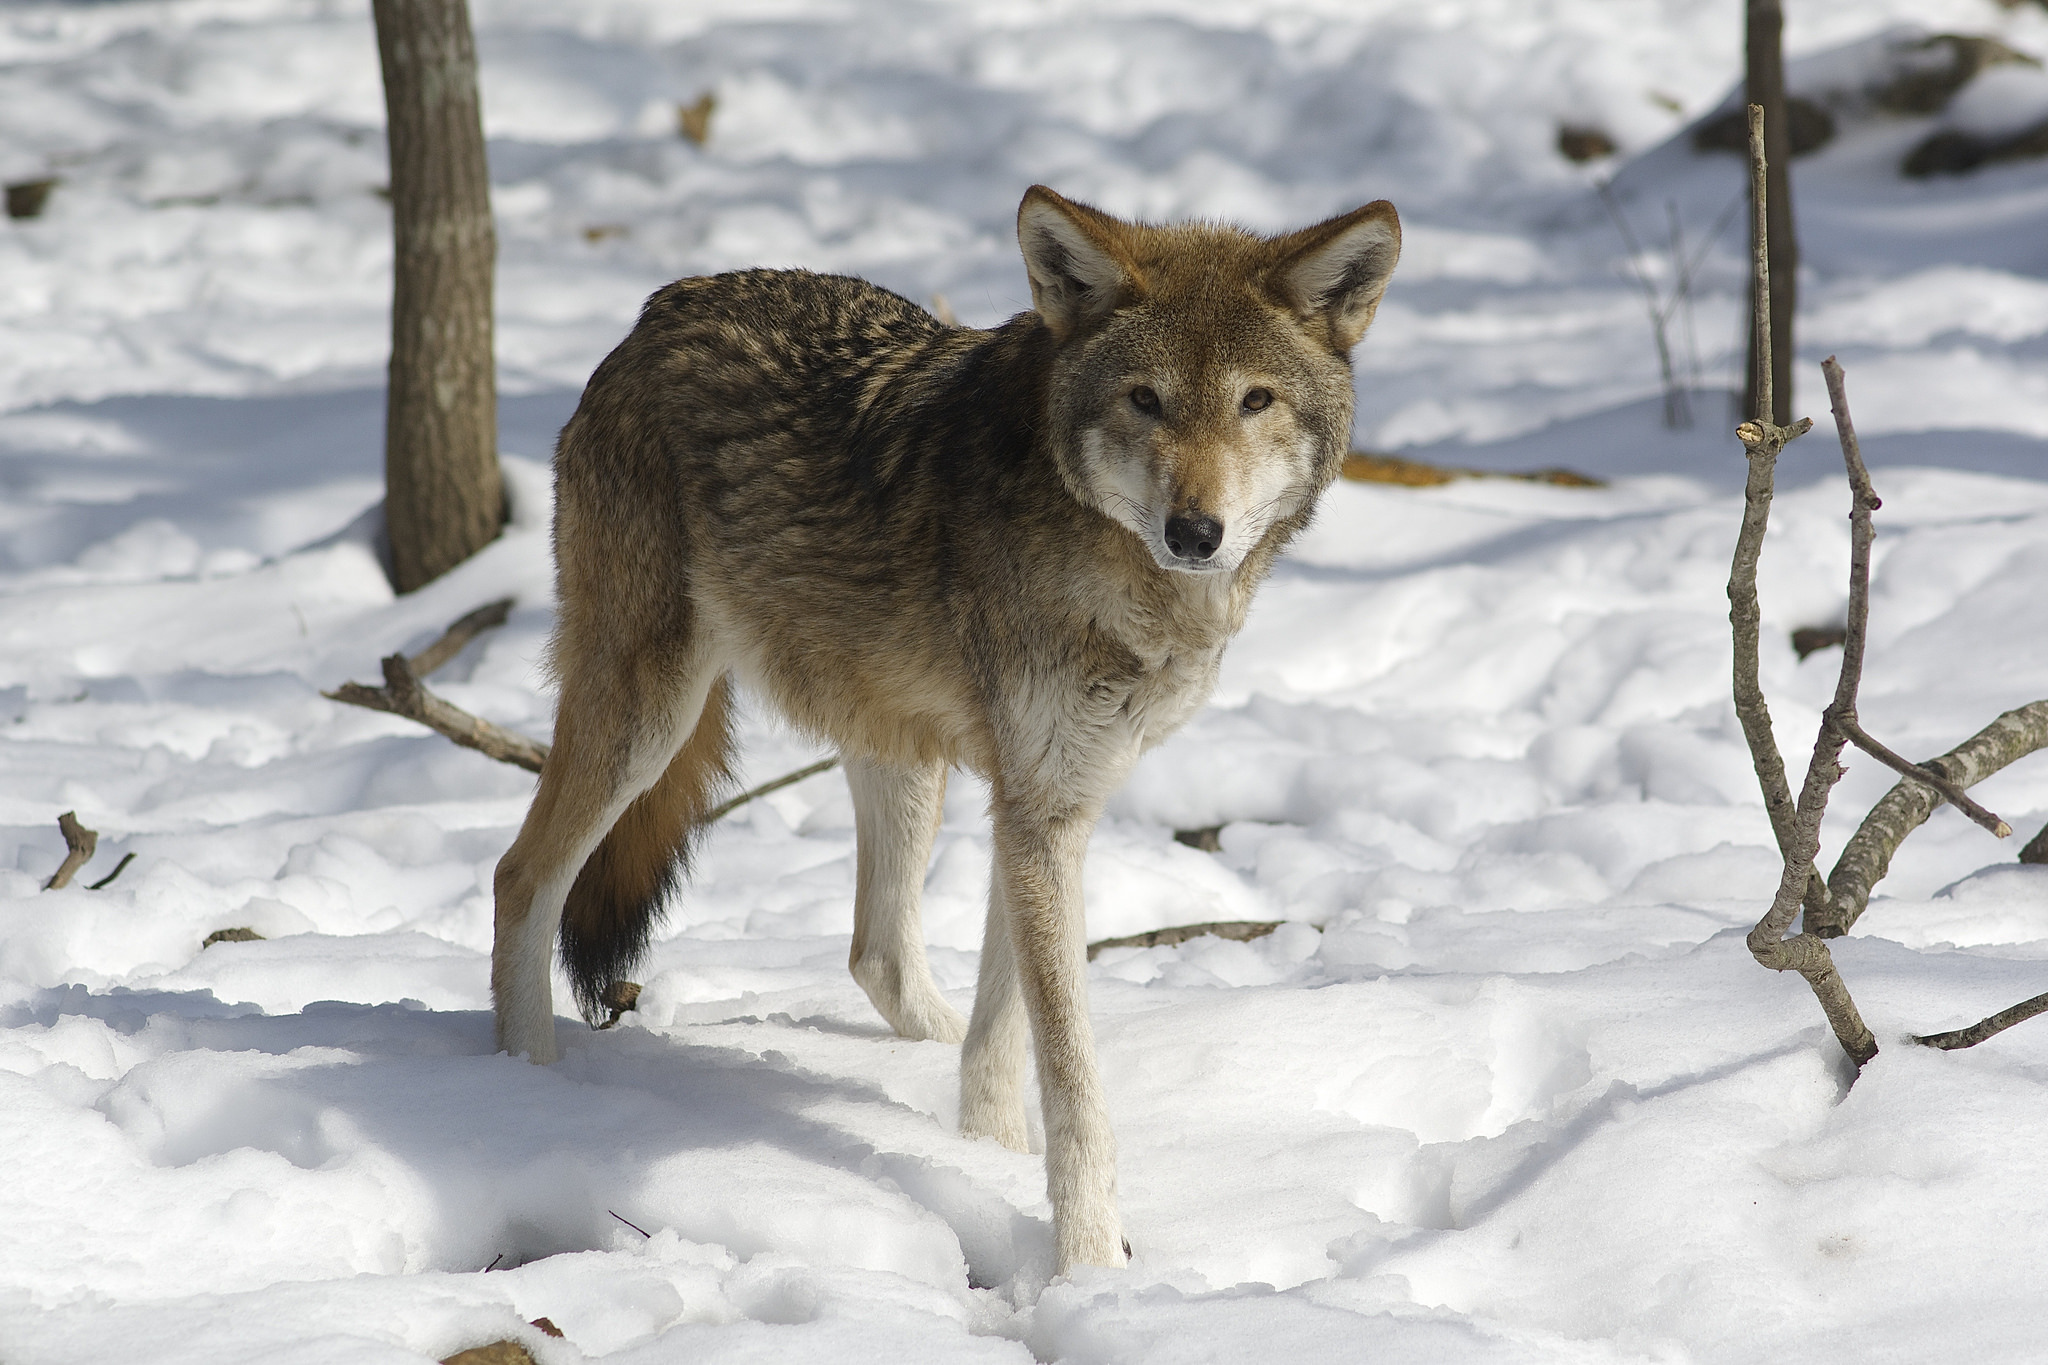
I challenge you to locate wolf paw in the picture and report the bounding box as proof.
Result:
[1055,1213,1130,1273]
[890,993,969,1044]
[852,957,968,1043]
[959,1102,1031,1154]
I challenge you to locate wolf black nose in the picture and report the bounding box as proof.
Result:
[1164,513,1223,562]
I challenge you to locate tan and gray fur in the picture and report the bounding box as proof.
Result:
[492,185,1400,1273]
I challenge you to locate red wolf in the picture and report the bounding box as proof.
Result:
[492,185,1400,1272]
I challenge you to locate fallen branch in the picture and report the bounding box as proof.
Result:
[326,602,844,823]
[1340,452,1604,488]
[42,811,97,890]
[328,652,552,772]
[1917,991,2048,1051]
[325,598,548,769]
[1086,920,1286,961]
[1816,700,2048,936]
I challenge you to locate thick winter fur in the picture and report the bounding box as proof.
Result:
[492,186,1400,1273]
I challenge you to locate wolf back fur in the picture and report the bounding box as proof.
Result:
[492,185,1400,1272]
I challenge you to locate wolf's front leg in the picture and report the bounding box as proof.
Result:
[991,801,1126,1273]
[846,757,968,1043]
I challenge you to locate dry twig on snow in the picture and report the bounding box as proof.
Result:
[42,811,97,890]
[325,600,843,822]
[1086,920,1285,961]
[407,596,513,675]
[699,756,840,824]
[87,852,136,890]
[324,596,548,770]
[1917,991,2048,1051]
[327,650,552,772]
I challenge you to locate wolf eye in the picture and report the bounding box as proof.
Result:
[1242,388,1274,413]
[1129,386,1161,415]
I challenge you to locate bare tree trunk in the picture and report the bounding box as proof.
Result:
[374,0,503,594]
[1744,0,1797,426]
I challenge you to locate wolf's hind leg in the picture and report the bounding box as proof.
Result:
[959,874,1030,1152]
[492,656,722,1064]
[847,756,968,1043]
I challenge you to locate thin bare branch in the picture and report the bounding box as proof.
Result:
[701,756,840,824]
[87,852,136,890]
[1729,130,1878,1069]
[1748,104,1774,427]
[43,811,98,890]
[407,596,513,676]
[1595,179,1688,427]
[1817,698,2048,935]
[1830,714,2011,838]
[1086,920,1285,961]
[1734,353,1880,1067]
[1727,115,1824,925]
[1916,991,2048,1050]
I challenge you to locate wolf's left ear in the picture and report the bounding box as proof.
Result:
[1018,186,1146,339]
[1273,200,1401,353]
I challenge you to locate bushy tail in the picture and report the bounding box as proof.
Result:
[559,675,737,1023]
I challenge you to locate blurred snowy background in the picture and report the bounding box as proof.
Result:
[4,2,2048,1362]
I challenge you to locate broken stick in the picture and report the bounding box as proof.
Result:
[42,811,97,890]
[325,601,843,822]
[327,651,552,772]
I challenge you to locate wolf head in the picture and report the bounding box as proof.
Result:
[1018,185,1399,576]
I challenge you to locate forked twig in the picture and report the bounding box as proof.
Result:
[325,597,548,770]
[1829,714,2010,838]
[1810,358,2010,843]
[327,651,552,772]
[1730,105,1876,1067]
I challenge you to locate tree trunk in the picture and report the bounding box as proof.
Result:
[374,0,503,594]
[1744,0,1797,426]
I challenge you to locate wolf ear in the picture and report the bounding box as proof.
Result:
[1018,186,1145,338]
[1273,200,1401,353]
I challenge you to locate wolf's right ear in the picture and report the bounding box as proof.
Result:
[1018,186,1145,339]
[1273,200,1401,354]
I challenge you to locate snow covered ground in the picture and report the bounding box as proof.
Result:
[5,1,2048,1360]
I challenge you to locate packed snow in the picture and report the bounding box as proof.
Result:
[5,0,2048,1361]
